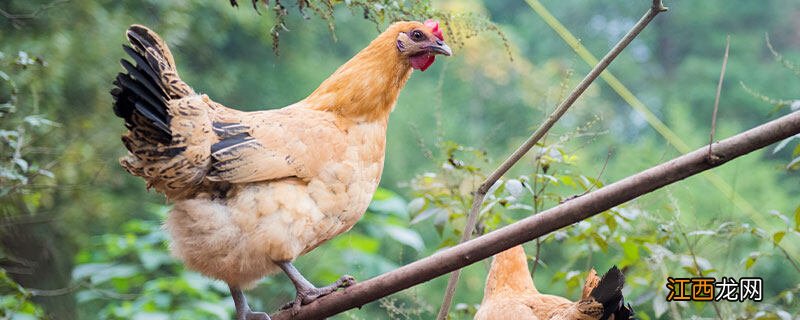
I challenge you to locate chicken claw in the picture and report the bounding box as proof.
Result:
[230,286,271,320]
[278,262,356,311]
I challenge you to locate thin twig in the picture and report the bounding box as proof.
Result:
[529,135,549,277]
[531,238,542,276]
[435,1,668,317]
[673,201,723,319]
[776,244,800,274]
[270,108,800,320]
[0,0,69,28]
[560,148,612,203]
[708,35,730,164]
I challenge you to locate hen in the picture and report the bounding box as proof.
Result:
[474,246,635,320]
[111,21,451,319]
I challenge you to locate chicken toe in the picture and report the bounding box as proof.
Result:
[278,261,356,310]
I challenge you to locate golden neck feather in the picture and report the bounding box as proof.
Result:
[483,246,538,298]
[304,24,414,122]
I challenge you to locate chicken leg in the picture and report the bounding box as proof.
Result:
[278,261,356,311]
[230,286,270,320]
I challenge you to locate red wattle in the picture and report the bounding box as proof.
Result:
[410,54,435,71]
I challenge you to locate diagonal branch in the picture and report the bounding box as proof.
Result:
[436,1,668,317]
[269,95,800,320]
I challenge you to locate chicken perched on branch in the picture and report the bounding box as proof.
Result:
[111,20,451,319]
[474,246,635,320]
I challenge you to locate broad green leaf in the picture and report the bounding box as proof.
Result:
[504,179,525,198]
[621,242,639,261]
[789,156,800,169]
[331,233,380,254]
[411,207,444,224]
[591,233,608,252]
[383,225,424,251]
[773,135,795,153]
[406,197,425,215]
[138,250,172,271]
[744,252,760,270]
[72,263,114,280]
[369,189,408,218]
[773,231,786,246]
[795,205,800,232]
[558,175,577,188]
[653,294,668,318]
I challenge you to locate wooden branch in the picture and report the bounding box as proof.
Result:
[436,1,668,317]
[271,110,800,320]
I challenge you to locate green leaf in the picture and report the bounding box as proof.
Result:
[772,231,786,246]
[591,233,608,252]
[72,263,113,280]
[773,135,796,153]
[369,188,408,218]
[605,214,617,232]
[558,175,576,188]
[382,225,424,251]
[621,242,639,261]
[652,295,668,318]
[744,252,760,270]
[411,207,444,224]
[138,250,172,271]
[331,233,380,254]
[789,156,800,169]
[504,179,525,198]
[406,197,425,215]
[795,205,800,232]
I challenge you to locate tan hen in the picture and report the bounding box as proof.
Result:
[111,21,451,319]
[474,246,635,320]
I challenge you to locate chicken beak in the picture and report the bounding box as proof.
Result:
[428,40,452,56]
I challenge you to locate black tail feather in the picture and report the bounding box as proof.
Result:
[590,266,635,320]
[112,26,175,144]
[114,71,165,119]
[121,45,166,96]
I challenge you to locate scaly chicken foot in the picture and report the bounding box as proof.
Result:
[278,261,356,311]
[229,286,270,320]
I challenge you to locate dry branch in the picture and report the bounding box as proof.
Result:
[437,0,667,317]
[270,109,800,320]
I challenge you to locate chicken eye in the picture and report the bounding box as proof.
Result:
[410,30,425,42]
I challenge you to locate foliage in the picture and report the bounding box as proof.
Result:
[0,0,799,319]
[741,35,800,172]
[411,134,800,319]
[228,0,510,56]
[72,208,231,319]
[0,50,56,319]
[0,50,56,210]
[0,269,45,319]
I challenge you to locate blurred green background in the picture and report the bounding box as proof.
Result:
[1,0,799,319]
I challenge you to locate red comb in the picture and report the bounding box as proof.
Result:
[424,19,444,41]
